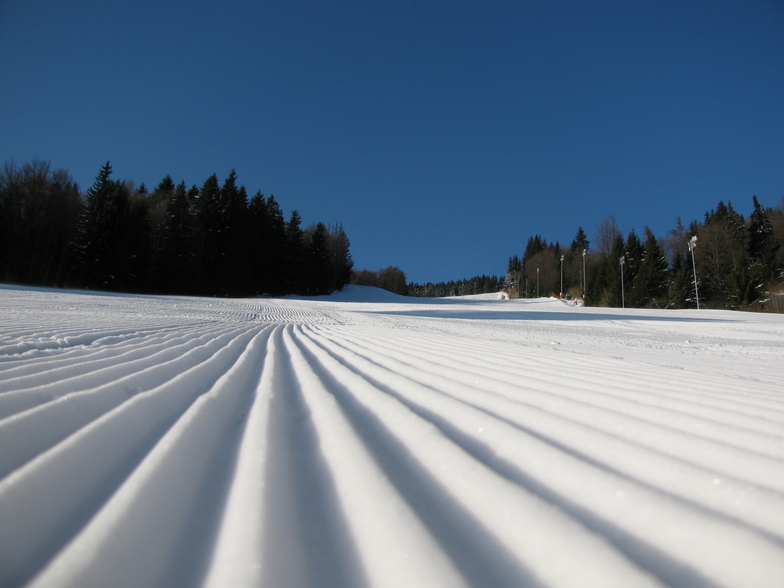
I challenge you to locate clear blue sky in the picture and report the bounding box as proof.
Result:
[2,0,783,284]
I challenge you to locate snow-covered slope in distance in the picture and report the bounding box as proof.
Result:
[1,284,783,588]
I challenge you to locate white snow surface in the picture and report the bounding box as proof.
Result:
[1,284,783,588]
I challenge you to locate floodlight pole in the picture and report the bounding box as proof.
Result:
[620,255,626,309]
[582,248,587,295]
[688,235,700,309]
[560,255,564,298]
[536,267,540,298]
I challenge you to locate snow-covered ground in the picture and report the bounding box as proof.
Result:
[1,284,783,588]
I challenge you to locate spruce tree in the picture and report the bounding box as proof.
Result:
[265,195,287,295]
[285,210,306,294]
[307,222,331,295]
[570,227,590,252]
[606,234,626,307]
[159,181,194,293]
[747,195,779,302]
[328,223,353,292]
[699,200,748,308]
[76,162,131,290]
[623,230,644,306]
[631,228,668,307]
[668,251,695,308]
[218,170,248,295]
[194,173,221,295]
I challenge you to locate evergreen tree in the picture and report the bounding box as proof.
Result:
[75,162,131,290]
[522,235,548,297]
[698,200,748,308]
[623,230,644,306]
[570,227,590,252]
[605,234,626,307]
[118,191,150,292]
[327,223,353,291]
[567,227,590,296]
[0,160,354,298]
[194,173,221,295]
[159,181,194,293]
[506,255,521,292]
[264,195,287,295]
[668,250,695,308]
[157,175,175,195]
[284,210,307,294]
[523,235,546,266]
[218,170,248,295]
[631,227,668,307]
[747,195,779,302]
[307,222,331,295]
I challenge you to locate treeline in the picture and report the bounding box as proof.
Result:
[506,196,784,310]
[407,274,502,297]
[350,266,408,295]
[0,160,353,297]
[349,264,502,298]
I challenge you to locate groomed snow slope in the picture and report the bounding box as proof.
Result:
[1,284,783,588]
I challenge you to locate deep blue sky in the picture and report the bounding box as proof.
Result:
[2,1,783,284]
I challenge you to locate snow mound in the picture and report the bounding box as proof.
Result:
[318,284,410,302]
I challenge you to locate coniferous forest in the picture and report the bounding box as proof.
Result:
[3,159,783,311]
[392,198,784,312]
[502,200,784,311]
[0,160,353,297]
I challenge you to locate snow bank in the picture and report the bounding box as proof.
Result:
[1,285,783,587]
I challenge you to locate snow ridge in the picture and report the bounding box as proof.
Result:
[1,285,783,587]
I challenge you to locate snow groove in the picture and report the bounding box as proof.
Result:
[1,285,783,588]
[299,326,784,587]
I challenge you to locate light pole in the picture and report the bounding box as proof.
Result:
[536,267,539,298]
[688,235,700,309]
[620,255,626,309]
[582,248,587,296]
[560,255,564,298]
